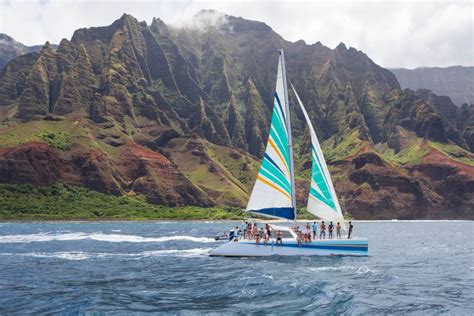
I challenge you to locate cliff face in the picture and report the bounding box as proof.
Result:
[0,12,472,219]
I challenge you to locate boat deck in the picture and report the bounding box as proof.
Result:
[210,238,368,257]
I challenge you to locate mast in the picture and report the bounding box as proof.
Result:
[279,49,296,222]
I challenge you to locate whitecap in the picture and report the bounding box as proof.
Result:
[1,248,212,260]
[0,232,216,244]
[141,248,212,257]
[356,266,378,274]
[309,265,378,274]
[310,266,355,272]
[12,251,91,261]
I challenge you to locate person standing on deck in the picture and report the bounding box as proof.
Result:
[242,221,248,239]
[328,221,334,239]
[305,222,311,234]
[311,222,318,239]
[348,221,354,239]
[336,222,342,239]
[276,230,283,246]
[320,221,326,239]
[265,224,272,239]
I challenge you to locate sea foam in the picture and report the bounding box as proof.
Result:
[0,232,216,244]
[0,248,212,260]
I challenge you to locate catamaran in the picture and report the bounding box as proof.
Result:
[210,50,368,257]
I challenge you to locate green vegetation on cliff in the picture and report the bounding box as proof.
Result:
[0,183,319,221]
[0,184,244,220]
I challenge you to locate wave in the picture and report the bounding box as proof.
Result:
[0,248,212,260]
[310,265,378,274]
[0,232,216,244]
[141,248,212,257]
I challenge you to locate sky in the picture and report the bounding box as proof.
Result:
[0,0,472,68]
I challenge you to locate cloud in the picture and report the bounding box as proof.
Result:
[172,9,230,32]
[0,0,472,68]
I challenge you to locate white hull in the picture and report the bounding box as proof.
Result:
[210,238,368,257]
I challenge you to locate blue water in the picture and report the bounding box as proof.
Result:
[0,221,473,314]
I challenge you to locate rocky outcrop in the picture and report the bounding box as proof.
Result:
[0,141,212,207]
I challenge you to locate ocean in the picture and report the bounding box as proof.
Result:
[0,221,473,314]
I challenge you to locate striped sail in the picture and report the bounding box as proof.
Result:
[292,85,346,228]
[246,51,295,220]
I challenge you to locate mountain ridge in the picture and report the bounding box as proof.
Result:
[390,66,474,106]
[0,12,472,219]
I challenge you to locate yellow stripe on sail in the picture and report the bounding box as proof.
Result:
[268,137,290,173]
[257,175,291,201]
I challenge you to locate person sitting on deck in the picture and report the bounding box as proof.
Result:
[348,221,354,239]
[255,230,261,245]
[263,230,269,246]
[328,221,334,239]
[276,230,283,246]
[336,222,342,239]
[320,221,326,239]
[253,223,258,239]
[297,231,303,246]
[311,222,318,240]
[234,227,240,239]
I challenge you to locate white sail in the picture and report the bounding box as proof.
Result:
[291,85,346,229]
[246,50,296,220]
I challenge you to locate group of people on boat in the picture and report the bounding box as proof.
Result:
[227,221,354,245]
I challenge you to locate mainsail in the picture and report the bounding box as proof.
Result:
[246,50,296,220]
[291,85,346,228]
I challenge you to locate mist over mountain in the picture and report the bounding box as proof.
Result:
[0,33,58,70]
[0,11,472,219]
[390,66,474,106]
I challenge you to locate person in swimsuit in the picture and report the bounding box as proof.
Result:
[253,223,258,240]
[336,222,341,239]
[263,230,269,246]
[320,221,326,239]
[265,224,272,239]
[276,230,283,246]
[348,221,354,239]
[328,221,334,239]
[297,231,303,246]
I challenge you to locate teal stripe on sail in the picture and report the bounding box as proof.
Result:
[312,147,331,201]
[311,147,336,211]
[260,159,291,195]
[270,107,290,164]
[269,127,289,169]
[309,187,336,210]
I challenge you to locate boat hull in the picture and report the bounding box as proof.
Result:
[209,238,368,257]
